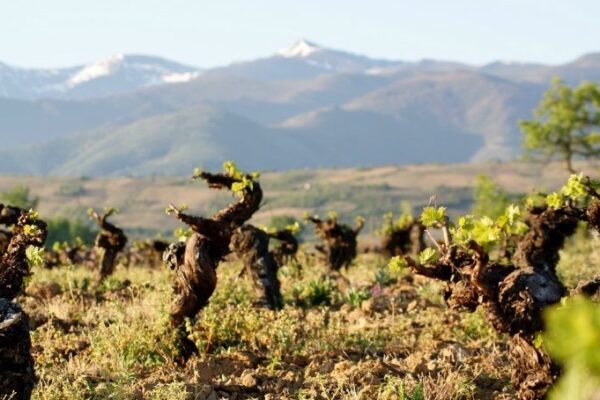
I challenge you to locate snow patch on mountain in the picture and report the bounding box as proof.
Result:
[365,66,396,76]
[162,71,201,83]
[0,54,202,98]
[67,54,125,87]
[276,39,323,58]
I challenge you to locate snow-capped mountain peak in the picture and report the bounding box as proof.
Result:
[276,39,323,58]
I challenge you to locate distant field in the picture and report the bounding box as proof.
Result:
[0,161,594,242]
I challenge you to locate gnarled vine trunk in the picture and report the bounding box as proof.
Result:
[381,222,425,258]
[0,229,11,255]
[166,171,262,360]
[308,216,363,271]
[268,228,299,267]
[0,299,35,400]
[405,198,600,399]
[44,240,92,269]
[91,209,128,282]
[125,239,169,269]
[1,212,47,300]
[0,204,21,257]
[0,204,47,400]
[231,225,283,310]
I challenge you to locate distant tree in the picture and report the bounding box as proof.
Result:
[471,175,511,219]
[45,217,97,247]
[0,185,38,210]
[520,78,600,173]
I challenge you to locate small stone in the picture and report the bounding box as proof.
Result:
[318,359,335,374]
[240,370,257,387]
[440,343,470,365]
[406,300,418,313]
[361,298,374,313]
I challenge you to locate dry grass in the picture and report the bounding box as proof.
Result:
[20,248,530,399]
[23,229,600,399]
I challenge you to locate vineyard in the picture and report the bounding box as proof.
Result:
[2,162,600,400]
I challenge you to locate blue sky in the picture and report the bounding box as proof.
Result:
[1,0,598,68]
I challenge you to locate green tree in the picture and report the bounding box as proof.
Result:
[520,78,600,173]
[45,217,97,247]
[471,174,510,219]
[0,185,39,210]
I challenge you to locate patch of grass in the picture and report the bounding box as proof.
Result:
[289,277,338,308]
[27,249,516,399]
[345,287,371,308]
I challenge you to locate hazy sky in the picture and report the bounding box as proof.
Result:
[1,0,598,68]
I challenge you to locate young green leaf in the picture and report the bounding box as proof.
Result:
[419,248,439,264]
[23,224,41,237]
[27,209,40,220]
[286,221,302,234]
[25,245,45,267]
[420,206,447,228]
[525,193,547,208]
[471,216,501,248]
[546,192,565,209]
[174,227,193,242]
[505,204,521,225]
[223,160,241,179]
[561,174,588,201]
[388,256,408,272]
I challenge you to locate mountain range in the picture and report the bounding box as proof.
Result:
[1,39,599,176]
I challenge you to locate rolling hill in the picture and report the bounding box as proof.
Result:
[0,105,482,176]
[0,106,317,176]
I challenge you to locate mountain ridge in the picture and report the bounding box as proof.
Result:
[1,40,599,176]
[0,54,201,100]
